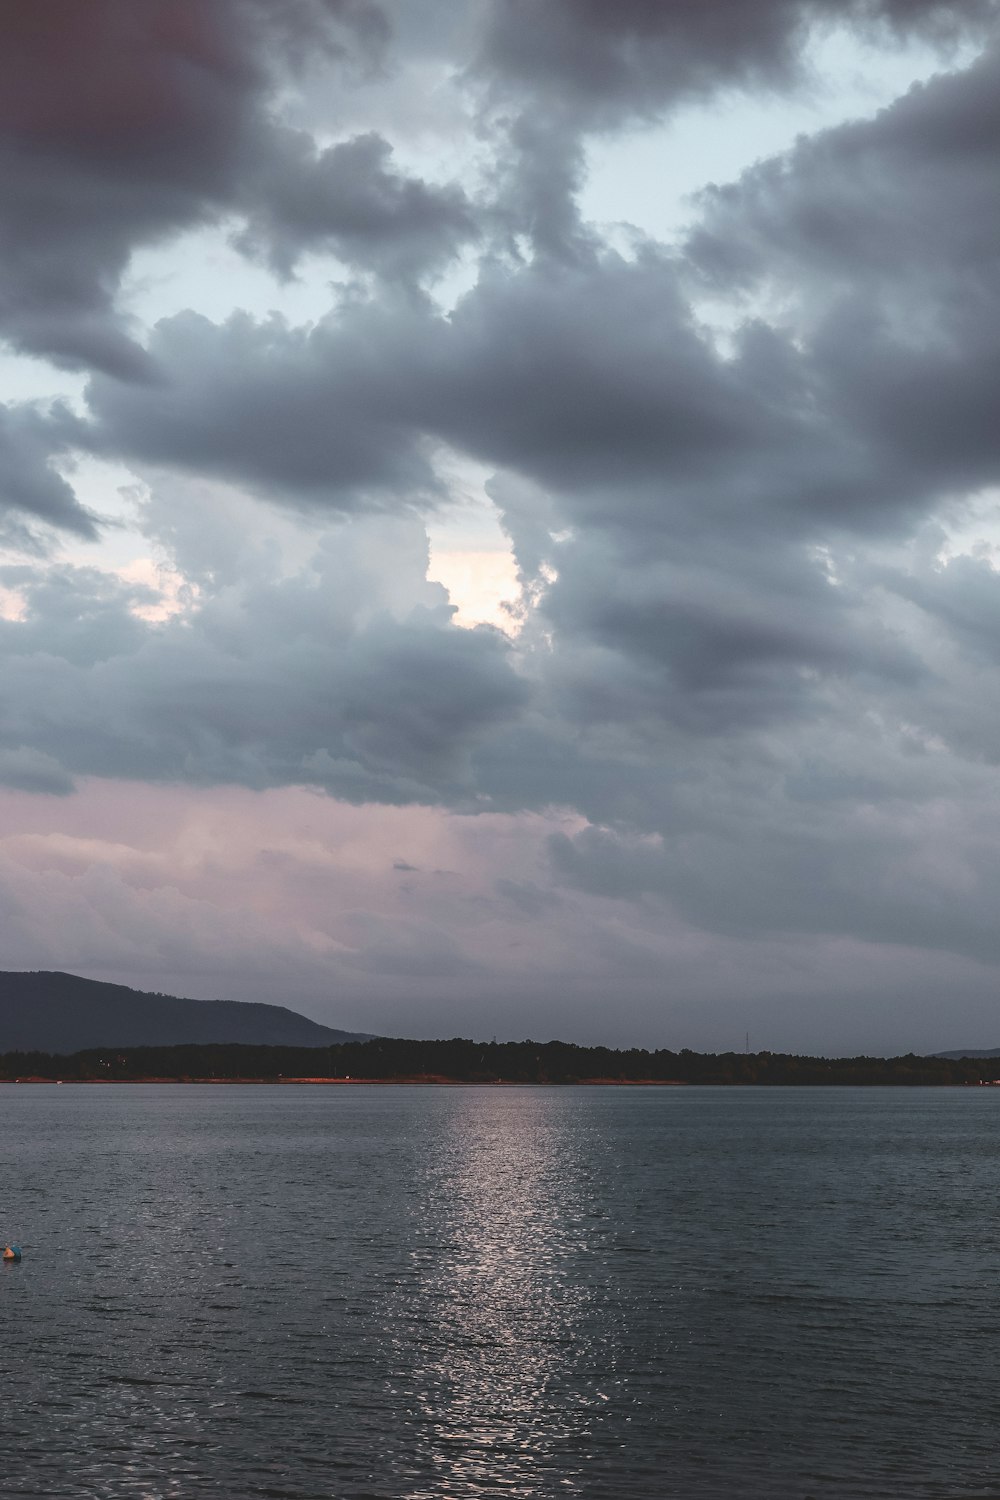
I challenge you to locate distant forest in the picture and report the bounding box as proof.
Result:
[0,1038,996,1085]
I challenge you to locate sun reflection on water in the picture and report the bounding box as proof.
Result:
[390,1088,616,1498]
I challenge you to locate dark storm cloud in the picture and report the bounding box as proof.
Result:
[0,0,262,375]
[691,48,1000,289]
[59,182,967,771]
[0,532,527,805]
[81,252,780,507]
[446,51,1000,764]
[472,0,999,267]
[236,130,478,282]
[416,253,768,489]
[78,250,865,530]
[0,0,469,380]
[534,533,924,736]
[411,259,947,536]
[39,9,1000,814]
[4,0,990,390]
[547,777,1000,967]
[79,308,441,511]
[0,402,97,541]
[77,139,994,541]
[688,49,1000,510]
[8,0,994,521]
[478,0,997,121]
[9,0,1000,1013]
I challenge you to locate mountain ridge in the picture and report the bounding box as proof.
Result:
[0,970,369,1053]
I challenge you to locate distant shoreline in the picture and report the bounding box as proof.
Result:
[0,1040,991,1086]
[1,1074,692,1086]
[3,1078,992,1088]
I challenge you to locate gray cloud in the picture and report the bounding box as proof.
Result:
[0,0,261,375]
[689,49,1000,511]
[236,129,479,282]
[72,252,842,528]
[0,516,527,805]
[79,308,441,512]
[536,536,925,737]
[0,402,97,542]
[0,0,463,377]
[7,1,1000,1041]
[4,0,990,386]
[547,771,1000,967]
[478,0,997,122]
[0,746,75,795]
[29,23,1000,799]
[473,0,999,263]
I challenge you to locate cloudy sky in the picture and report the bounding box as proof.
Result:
[2,0,1000,1052]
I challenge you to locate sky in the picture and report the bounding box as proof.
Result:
[2,0,1000,1054]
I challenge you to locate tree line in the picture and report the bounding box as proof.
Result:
[0,1037,996,1085]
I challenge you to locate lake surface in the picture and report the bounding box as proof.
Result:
[3,1085,1000,1498]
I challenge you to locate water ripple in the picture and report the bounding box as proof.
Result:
[3,1084,1000,1496]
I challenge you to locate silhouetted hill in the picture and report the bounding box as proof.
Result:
[0,971,369,1053]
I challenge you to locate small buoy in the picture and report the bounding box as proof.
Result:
[3,1245,21,1262]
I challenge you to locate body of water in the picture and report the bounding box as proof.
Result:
[3,1084,999,1497]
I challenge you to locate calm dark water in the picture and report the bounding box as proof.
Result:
[3,1085,1000,1498]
